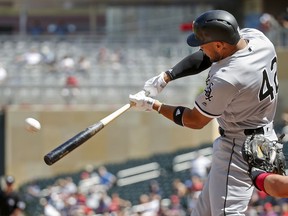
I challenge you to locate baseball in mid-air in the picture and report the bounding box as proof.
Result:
[25,118,41,132]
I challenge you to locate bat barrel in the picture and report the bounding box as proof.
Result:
[43,103,131,166]
[44,122,104,165]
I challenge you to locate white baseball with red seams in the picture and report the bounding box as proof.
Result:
[25,118,41,132]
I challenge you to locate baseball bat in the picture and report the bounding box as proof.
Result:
[44,103,132,166]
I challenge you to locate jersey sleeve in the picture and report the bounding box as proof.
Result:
[194,77,238,118]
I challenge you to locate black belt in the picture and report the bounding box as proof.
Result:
[244,127,264,136]
[218,127,264,137]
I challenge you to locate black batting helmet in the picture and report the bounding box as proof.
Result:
[187,10,240,47]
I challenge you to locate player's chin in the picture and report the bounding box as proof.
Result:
[210,56,222,62]
[208,52,223,62]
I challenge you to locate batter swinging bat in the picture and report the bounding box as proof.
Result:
[44,103,132,166]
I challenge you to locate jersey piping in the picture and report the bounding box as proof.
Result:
[194,101,222,118]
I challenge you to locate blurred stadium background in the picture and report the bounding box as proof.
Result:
[0,0,287,215]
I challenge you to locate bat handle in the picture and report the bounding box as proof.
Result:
[100,103,131,125]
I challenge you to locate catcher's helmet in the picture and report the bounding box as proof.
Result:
[187,10,240,47]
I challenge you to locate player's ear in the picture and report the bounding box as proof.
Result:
[215,42,224,49]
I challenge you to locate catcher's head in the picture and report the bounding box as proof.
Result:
[187,10,240,47]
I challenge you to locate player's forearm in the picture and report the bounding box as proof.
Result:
[152,101,175,121]
[165,50,212,80]
[264,174,288,197]
[152,101,205,129]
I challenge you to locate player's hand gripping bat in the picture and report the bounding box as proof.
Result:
[44,103,132,165]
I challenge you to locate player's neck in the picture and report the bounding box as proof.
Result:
[224,39,248,58]
[236,38,248,50]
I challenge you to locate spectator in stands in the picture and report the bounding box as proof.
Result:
[259,13,280,45]
[65,192,93,216]
[171,178,187,198]
[61,75,80,105]
[41,45,56,67]
[132,193,160,216]
[190,153,211,180]
[47,19,70,36]
[278,12,288,46]
[169,195,186,216]
[77,56,91,78]
[171,178,188,211]
[97,166,117,190]
[94,191,111,214]
[260,202,278,216]
[61,177,78,195]
[281,203,288,216]
[148,180,163,199]
[78,171,100,195]
[0,175,26,216]
[158,198,171,216]
[25,181,41,198]
[110,48,123,73]
[190,175,204,193]
[183,175,204,214]
[185,184,200,215]
[109,192,131,215]
[40,197,61,216]
[47,185,65,212]
[17,48,43,66]
[248,189,262,212]
[97,47,109,65]
[57,55,76,75]
[83,164,99,178]
[278,108,288,143]
[182,175,205,215]
[28,20,45,36]
[0,63,7,85]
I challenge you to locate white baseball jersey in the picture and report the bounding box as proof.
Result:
[192,28,279,215]
[195,28,278,135]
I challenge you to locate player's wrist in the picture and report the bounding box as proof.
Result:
[254,172,272,194]
[164,71,173,82]
[153,100,162,113]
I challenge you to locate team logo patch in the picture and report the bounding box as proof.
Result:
[205,82,214,101]
[204,74,214,102]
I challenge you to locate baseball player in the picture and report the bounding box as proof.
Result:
[0,176,26,216]
[129,10,280,215]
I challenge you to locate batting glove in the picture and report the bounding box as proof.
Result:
[143,72,167,97]
[129,90,155,111]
